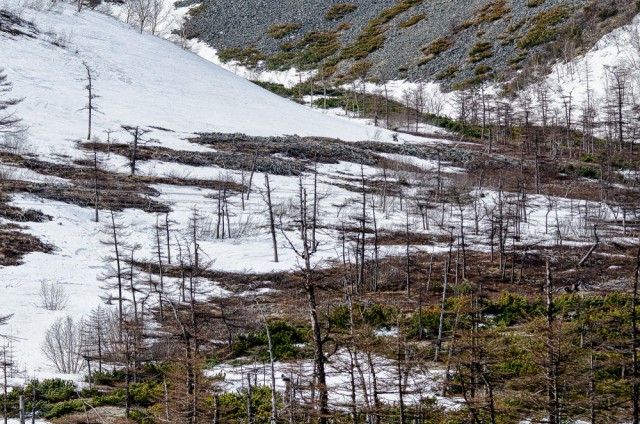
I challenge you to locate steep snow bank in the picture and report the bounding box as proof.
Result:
[0,1,405,162]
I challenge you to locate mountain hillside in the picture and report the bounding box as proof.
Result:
[0,0,420,375]
[180,0,638,87]
[4,0,640,422]
[2,1,406,163]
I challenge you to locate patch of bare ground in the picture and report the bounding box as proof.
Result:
[85,142,307,176]
[375,230,449,246]
[0,150,243,213]
[52,406,129,424]
[0,189,54,266]
[0,191,51,222]
[0,10,37,38]
[0,223,53,266]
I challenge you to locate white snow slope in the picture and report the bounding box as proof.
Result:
[1,1,402,162]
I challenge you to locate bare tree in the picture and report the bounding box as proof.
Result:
[38,280,69,311]
[121,125,152,176]
[281,179,329,423]
[80,62,100,141]
[148,0,170,35]
[263,174,279,262]
[131,0,153,33]
[41,315,86,374]
[99,210,129,338]
[0,69,22,133]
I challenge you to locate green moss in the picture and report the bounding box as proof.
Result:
[398,13,426,28]
[325,3,358,20]
[527,0,545,6]
[267,23,301,39]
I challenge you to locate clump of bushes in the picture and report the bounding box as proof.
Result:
[398,13,426,28]
[474,64,492,75]
[340,0,423,61]
[325,3,358,20]
[267,29,341,70]
[468,41,493,62]
[233,320,309,360]
[267,23,301,39]
[218,46,267,67]
[518,6,569,49]
[418,37,452,64]
[435,65,459,80]
[462,0,511,28]
[597,7,618,20]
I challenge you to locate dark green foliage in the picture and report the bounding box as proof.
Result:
[218,46,268,67]
[407,306,451,339]
[423,112,482,138]
[215,386,282,422]
[91,369,127,386]
[474,65,492,75]
[486,292,544,326]
[435,65,459,80]
[563,163,601,179]
[251,80,298,98]
[421,37,453,56]
[266,29,341,70]
[35,379,76,403]
[91,389,126,407]
[130,409,155,424]
[329,303,398,330]
[233,320,309,360]
[42,400,85,419]
[598,7,618,20]
[461,0,511,28]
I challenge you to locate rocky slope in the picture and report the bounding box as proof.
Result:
[179,0,638,87]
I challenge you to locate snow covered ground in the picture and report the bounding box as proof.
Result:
[0,0,440,381]
[208,350,461,411]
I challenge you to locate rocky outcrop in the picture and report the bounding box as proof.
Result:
[178,0,638,87]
